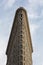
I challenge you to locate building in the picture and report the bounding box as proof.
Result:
[6,7,33,65]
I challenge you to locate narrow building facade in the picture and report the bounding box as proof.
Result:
[6,7,33,65]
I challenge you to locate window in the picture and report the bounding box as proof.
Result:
[20,62,23,65]
[20,50,23,54]
[20,44,23,48]
[18,49,23,55]
[21,18,22,20]
[24,63,25,65]
[20,14,23,21]
[20,55,23,59]
[24,51,25,54]
[21,14,22,17]
[20,34,22,38]
[24,57,25,61]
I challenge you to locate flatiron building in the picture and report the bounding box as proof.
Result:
[6,7,33,65]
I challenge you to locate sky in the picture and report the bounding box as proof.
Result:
[0,0,43,65]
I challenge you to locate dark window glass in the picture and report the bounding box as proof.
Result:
[24,57,25,61]
[20,50,23,54]
[20,55,23,59]
[20,34,22,38]
[21,18,22,20]
[20,62,23,65]
[21,14,22,17]
[19,45,23,49]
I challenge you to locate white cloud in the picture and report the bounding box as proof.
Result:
[0,36,7,65]
[0,0,6,7]
[0,0,16,10]
[27,0,43,19]
[40,9,43,16]
[27,2,39,19]
[30,23,39,35]
[0,54,7,65]
[5,0,16,8]
[39,0,43,6]
[28,0,43,5]
[28,13,39,19]
[0,0,16,9]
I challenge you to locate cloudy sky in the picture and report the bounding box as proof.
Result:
[0,0,43,65]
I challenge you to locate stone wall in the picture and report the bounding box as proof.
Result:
[6,7,32,65]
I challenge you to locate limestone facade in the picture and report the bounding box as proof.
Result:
[6,7,33,65]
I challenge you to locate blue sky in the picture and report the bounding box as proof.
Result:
[0,0,43,65]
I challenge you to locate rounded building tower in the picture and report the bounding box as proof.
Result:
[6,7,33,65]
